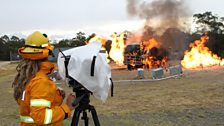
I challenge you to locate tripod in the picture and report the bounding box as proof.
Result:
[70,92,100,126]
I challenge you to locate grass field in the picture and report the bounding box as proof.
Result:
[0,61,224,126]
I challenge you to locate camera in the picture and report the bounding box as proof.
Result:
[57,41,113,126]
[63,54,92,107]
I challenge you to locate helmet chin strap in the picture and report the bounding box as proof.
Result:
[48,67,54,75]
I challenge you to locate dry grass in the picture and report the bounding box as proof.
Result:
[0,61,224,126]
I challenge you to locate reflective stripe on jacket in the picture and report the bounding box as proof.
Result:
[20,116,34,123]
[17,61,71,126]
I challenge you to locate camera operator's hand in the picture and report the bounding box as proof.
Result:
[66,93,78,110]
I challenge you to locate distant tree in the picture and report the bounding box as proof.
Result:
[54,32,86,48]
[0,35,24,60]
[1,35,9,42]
[11,36,20,42]
[8,36,24,53]
[56,39,71,47]
[0,37,8,60]
[71,32,86,46]
[193,11,224,34]
[193,11,224,57]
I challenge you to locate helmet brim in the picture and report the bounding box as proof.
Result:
[21,47,43,53]
[18,47,50,60]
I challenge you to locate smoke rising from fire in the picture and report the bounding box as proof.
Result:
[126,0,190,35]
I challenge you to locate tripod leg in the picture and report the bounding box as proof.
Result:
[81,111,89,126]
[71,108,81,126]
[89,105,100,126]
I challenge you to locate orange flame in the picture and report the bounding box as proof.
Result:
[109,32,125,65]
[88,33,125,64]
[141,38,167,68]
[181,33,224,69]
[88,35,107,46]
[88,35,110,62]
[144,38,160,50]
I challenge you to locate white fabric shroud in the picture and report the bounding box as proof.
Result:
[57,41,112,102]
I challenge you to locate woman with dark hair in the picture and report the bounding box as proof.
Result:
[12,31,77,126]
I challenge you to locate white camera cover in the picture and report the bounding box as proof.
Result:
[57,41,112,102]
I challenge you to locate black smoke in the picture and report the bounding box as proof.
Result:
[126,0,191,60]
[126,0,190,34]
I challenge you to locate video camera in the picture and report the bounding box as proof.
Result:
[57,42,113,126]
[60,53,92,107]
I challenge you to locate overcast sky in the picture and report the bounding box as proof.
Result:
[0,0,223,39]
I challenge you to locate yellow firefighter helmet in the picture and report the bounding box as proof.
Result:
[18,31,54,60]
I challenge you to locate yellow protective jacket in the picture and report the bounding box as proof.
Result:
[17,61,71,126]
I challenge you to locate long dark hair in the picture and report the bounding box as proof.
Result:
[12,59,40,100]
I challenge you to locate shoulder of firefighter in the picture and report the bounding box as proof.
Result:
[18,61,71,125]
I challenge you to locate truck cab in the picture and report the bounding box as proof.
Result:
[123,43,143,70]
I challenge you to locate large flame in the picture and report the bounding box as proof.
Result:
[141,38,167,68]
[88,33,125,64]
[143,38,160,51]
[181,34,224,69]
[88,35,107,46]
[88,35,110,62]
[109,32,125,65]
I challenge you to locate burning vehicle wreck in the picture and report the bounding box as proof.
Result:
[123,40,169,70]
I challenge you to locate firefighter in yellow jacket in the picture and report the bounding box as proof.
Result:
[12,31,77,125]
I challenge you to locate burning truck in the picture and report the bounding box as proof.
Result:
[123,39,169,70]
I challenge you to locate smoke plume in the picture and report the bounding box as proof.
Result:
[126,0,190,35]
